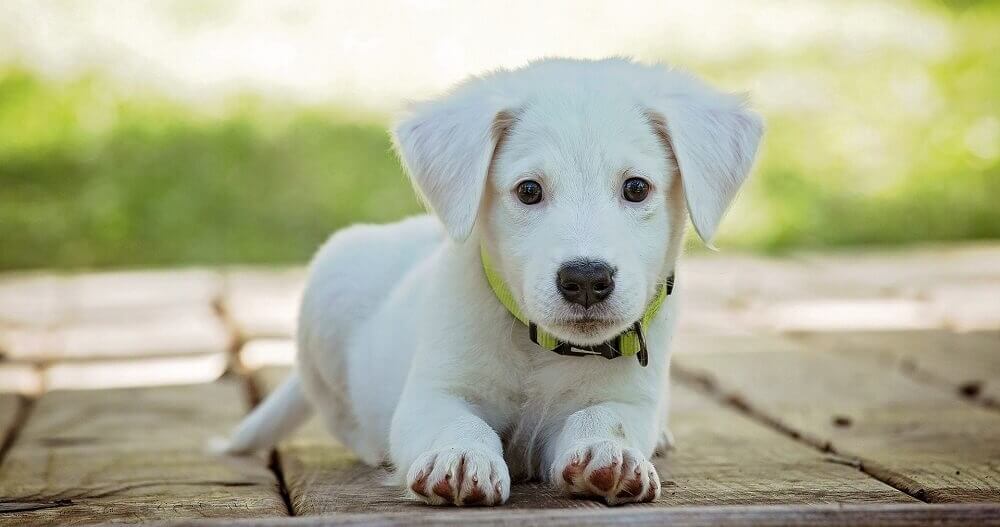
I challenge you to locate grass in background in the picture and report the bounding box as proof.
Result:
[0,0,998,270]
[697,0,1000,250]
[0,71,420,269]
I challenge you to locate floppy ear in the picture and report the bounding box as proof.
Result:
[646,86,763,244]
[392,89,514,241]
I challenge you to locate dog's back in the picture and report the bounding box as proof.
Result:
[296,214,444,462]
[221,215,444,459]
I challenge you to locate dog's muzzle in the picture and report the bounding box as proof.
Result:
[482,245,674,367]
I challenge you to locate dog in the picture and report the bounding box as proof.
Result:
[222,57,762,506]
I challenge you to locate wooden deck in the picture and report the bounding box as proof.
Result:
[1,244,999,526]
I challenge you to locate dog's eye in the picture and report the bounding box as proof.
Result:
[516,180,543,205]
[622,177,650,203]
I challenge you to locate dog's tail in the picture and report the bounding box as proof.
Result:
[218,372,313,455]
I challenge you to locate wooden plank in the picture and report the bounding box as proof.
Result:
[925,282,1000,331]
[43,352,228,391]
[673,334,1000,502]
[0,394,22,452]
[0,380,287,526]
[255,366,911,514]
[677,251,954,335]
[0,274,66,327]
[0,270,229,379]
[751,298,936,333]
[134,503,1000,526]
[794,244,1000,331]
[660,383,913,506]
[672,334,805,356]
[0,361,42,395]
[795,243,1000,293]
[66,269,221,316]
[0,269,222,328]
[222,269,304,340]
[239,339,296,371]
[254,367,605,514]
[679,244,1000,335]
[1,306,231,362]
[682,253,831,303]
[794,330,1000,406]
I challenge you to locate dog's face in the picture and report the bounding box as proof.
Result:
[394,59,762,345]
[481,100,680,344]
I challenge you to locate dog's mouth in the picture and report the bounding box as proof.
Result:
[557,316,619,327]
[549,316,628,343]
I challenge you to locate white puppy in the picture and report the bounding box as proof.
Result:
[223,58,762,506]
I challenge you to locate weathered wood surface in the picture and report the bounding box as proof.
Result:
[239,339,296,371]
[143,503,1000,527]
[1,244,999,525]
[0,269,231,392]
[254,365,912,515]
[0,381,286,526]
[0,306,230,362]
[0,270,222,328]
[660,382,912,506]
[222,269,304,340]
[43,352,229,392]
[793,330,1000,407]
[678,243,1000,334]
[796,245,1000,332]
[672,334,1000,503]
[0,362,42,395]
[254,367,607,514]
[0,394,22,453]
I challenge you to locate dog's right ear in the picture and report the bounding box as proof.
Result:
[392,88,515,241]
[640,68,763,245]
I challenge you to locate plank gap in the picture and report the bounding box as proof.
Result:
[241,369,295,517]
[0,395,34,466]
[211,292,249,377]
[671,363,932,504]
[268,449,296,517]
[0,381,288,524]
[672,365,828,452]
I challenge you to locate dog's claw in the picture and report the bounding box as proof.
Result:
[553,440,661,505]
[406,448,510,506]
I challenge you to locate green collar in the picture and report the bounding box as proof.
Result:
[481,246,673,367]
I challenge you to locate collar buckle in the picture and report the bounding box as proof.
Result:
[530,322,649,367]
[632,321,649,367]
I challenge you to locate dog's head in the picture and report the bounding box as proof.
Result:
[393,58,762,345]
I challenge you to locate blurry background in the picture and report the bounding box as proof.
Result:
[1,6,998,519]
[1,0,997,271]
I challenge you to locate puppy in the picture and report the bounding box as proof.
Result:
[223,58,762,506]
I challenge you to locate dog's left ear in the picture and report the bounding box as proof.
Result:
[392,88,515,241]
[645,79,764,244]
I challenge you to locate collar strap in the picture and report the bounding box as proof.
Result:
[481,246,673,367]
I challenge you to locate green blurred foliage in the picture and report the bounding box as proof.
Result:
[0,72,420,269]
[699,0,1000,250]
[0,1,997,270]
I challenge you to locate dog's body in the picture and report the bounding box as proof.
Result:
[224,58,762,506]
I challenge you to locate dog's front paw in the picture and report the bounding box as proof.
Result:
[553,440,660,505]
[406,447,510,506]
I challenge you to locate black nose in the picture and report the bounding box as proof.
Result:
[556,260,615,308]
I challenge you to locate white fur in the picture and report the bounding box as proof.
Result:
[222,58,762,506]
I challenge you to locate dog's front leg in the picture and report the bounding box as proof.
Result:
[549,402,661,505]
[391,392,510,506]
